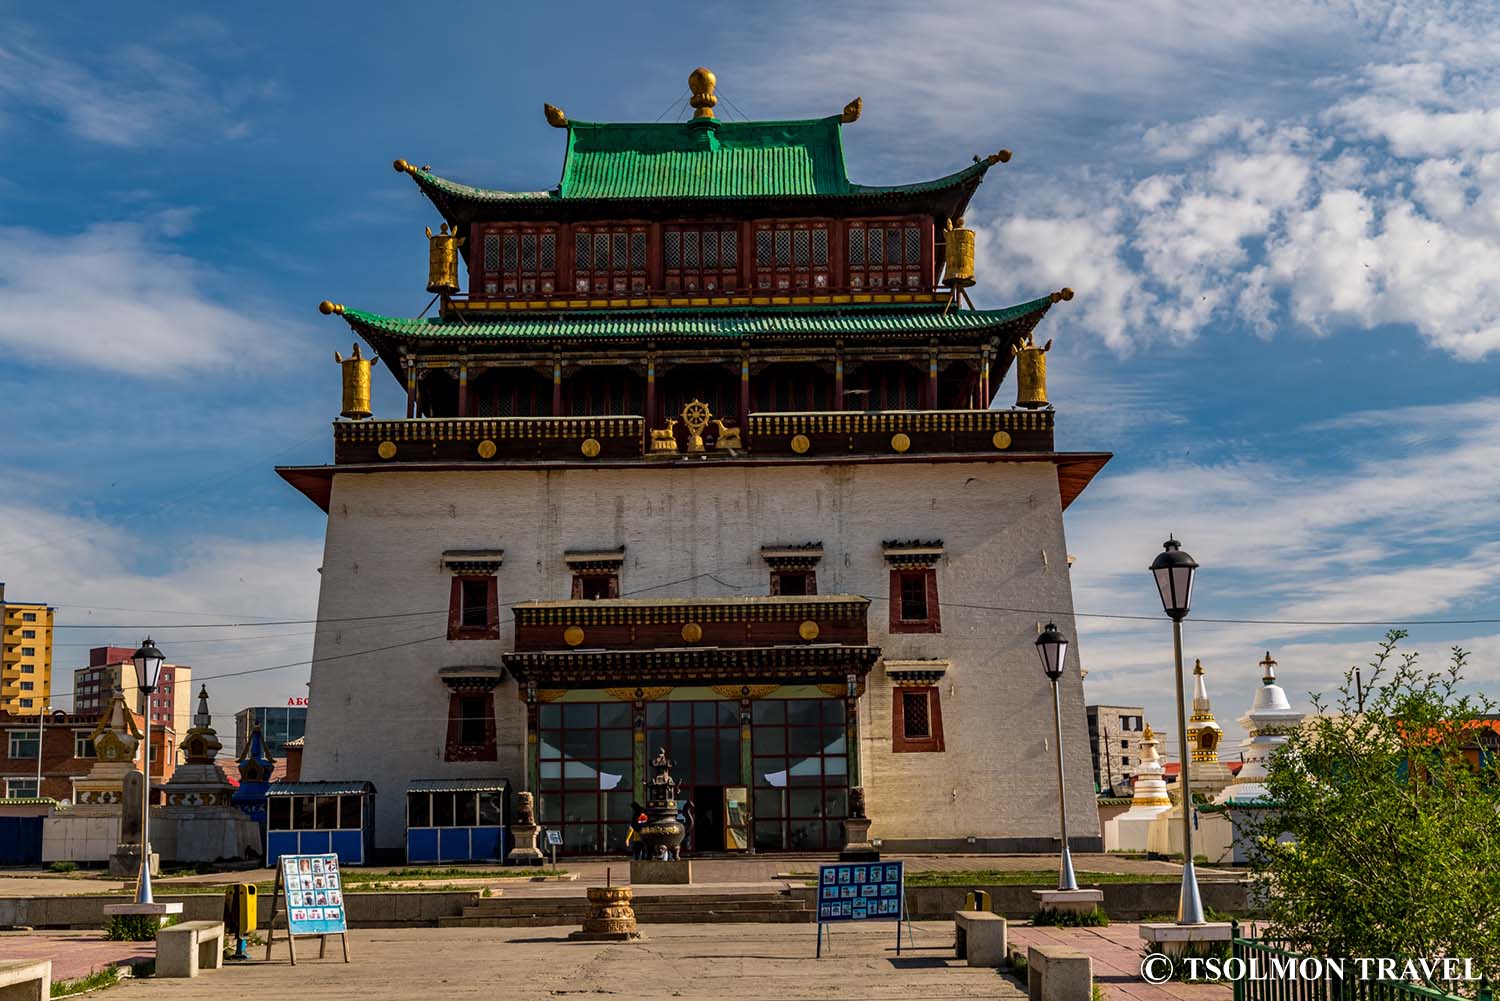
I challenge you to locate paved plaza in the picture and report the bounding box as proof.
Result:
[84,924,1026,1000]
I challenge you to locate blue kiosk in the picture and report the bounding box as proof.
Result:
[265,781,375,866]
[405,778,510,863]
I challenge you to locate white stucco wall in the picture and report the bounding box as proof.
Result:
[299,459,1099,856]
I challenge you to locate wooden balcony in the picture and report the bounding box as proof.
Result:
[512,594,870,652]
[332,409,1054,464]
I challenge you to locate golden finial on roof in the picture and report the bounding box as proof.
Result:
[318,301,345,315]
[1194,658,1205,675]
[841,97,862,123]
[987,150,1013,165]
[1143,723,1155,740]
[544,103,568,128]
[688,67,718,119]
[393,158,417,175]
[1049,287,1075,303]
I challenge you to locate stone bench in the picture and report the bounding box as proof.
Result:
[1027,944,1091,1001]
[953,910,1007,967]
[157,920,225,978]
[0,960,51,1001]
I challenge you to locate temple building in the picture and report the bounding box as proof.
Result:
[279,68,1110,861]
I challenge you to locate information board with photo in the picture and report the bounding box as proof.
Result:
[280,853,348,936]
[816,861,905,921]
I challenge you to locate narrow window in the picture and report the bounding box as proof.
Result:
[459,696,487,745]
[891,686,945,752]
[770,570,815,596]
[448,575,499,640]
[888,567,940,634]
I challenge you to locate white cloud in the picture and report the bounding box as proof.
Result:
[0,24,253,148]
[0,221,306,376]
[0,494,325,718]
[1064,396,1500,744]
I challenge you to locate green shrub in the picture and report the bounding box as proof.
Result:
[103,914,178,942]
[46,861,77,873]
[1031,905,1109,927]
[50,965,123,997]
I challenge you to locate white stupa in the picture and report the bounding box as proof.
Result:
[1215,652,1303,805]
[1104,722,1172,851]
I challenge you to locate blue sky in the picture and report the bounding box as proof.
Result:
[2,1,1498,757]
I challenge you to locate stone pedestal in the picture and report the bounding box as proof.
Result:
[102,901,183,920]
[629,859,691,885]
[1139,921,1233,956]
[1031,888,1104,916]
[108,845,159,878]
[838,817,879,861]
[568,886,643,942]
[507,824,544,864]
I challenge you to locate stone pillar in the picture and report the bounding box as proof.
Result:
[524,688,540,798]
[840,673,877,860]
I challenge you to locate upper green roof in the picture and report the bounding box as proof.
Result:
[402,116,999,204]
[339,297,1054,343]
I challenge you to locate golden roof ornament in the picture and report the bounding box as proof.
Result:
[841,97,862,124]
[426,223,463,295]
[688,67,718,120]
[1013,331,1052,409]
[334,342,378,420]
[943,218,976,289]
[544,103,569,128]
[91,688,142,764]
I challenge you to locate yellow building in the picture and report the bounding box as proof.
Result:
[0,582,54,715]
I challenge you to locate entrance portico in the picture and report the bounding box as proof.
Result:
[502,596,879,853]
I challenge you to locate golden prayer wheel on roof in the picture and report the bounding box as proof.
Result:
[426,224,462,295]
[334,343,378,420]
[942,218,976,288]
[1013,332,1052,409]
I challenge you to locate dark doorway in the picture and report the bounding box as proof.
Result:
[693,785,725,852]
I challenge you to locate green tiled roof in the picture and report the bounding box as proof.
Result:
[339,297,1053,342]
[404,117,995,204]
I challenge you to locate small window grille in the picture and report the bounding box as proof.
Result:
[503,234,518,271]
[663,225,737,291]
[756,230,773,266]
[630,233,646,271]
[902,692,931,739]
[521,233,536,272]
[813,229,828,266]
[575,232,591,270]
[665,231,681,268]
[848,228,864,266]
[775,230,791,266]
[794,229,810,266]
[540,233,556,270]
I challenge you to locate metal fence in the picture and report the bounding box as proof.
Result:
[1231,924,1492,1001]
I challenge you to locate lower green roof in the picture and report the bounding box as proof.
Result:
[340,297,1054,343]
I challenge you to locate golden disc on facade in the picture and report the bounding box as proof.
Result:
[680,622,703,643]
[891,433,911,453]
[563,625,585,647]
[477,439,497,459]
[992,430,1012,450]
[377,441,397,460]
[790,434,810,454]
[581,437,601,458]
[798,620,820,641]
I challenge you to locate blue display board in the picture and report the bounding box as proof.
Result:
[280,853,348,936]
[816,861,904,921]
[814,861,907,957]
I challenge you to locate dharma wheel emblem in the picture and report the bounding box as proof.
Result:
[680,399,712,453]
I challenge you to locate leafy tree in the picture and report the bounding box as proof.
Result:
[1249,630,1500,990]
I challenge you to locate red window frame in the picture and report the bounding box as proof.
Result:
[888,568,940,633]
[477,224,558,298]
[447,575,500,640]
[753,221,831,291]
[444,691,497,762]
[847,218,925,291]
[769,570,816,596]
[892,686,945,753]
[572,573,620,599]
[663,224,739,292]
[573,223,649,295]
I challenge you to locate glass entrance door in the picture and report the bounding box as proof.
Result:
[751,698,849,851]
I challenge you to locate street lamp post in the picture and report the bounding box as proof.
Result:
[130,638,165,906]
[1034,622,1078,892]
[1149,537,1204,925]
